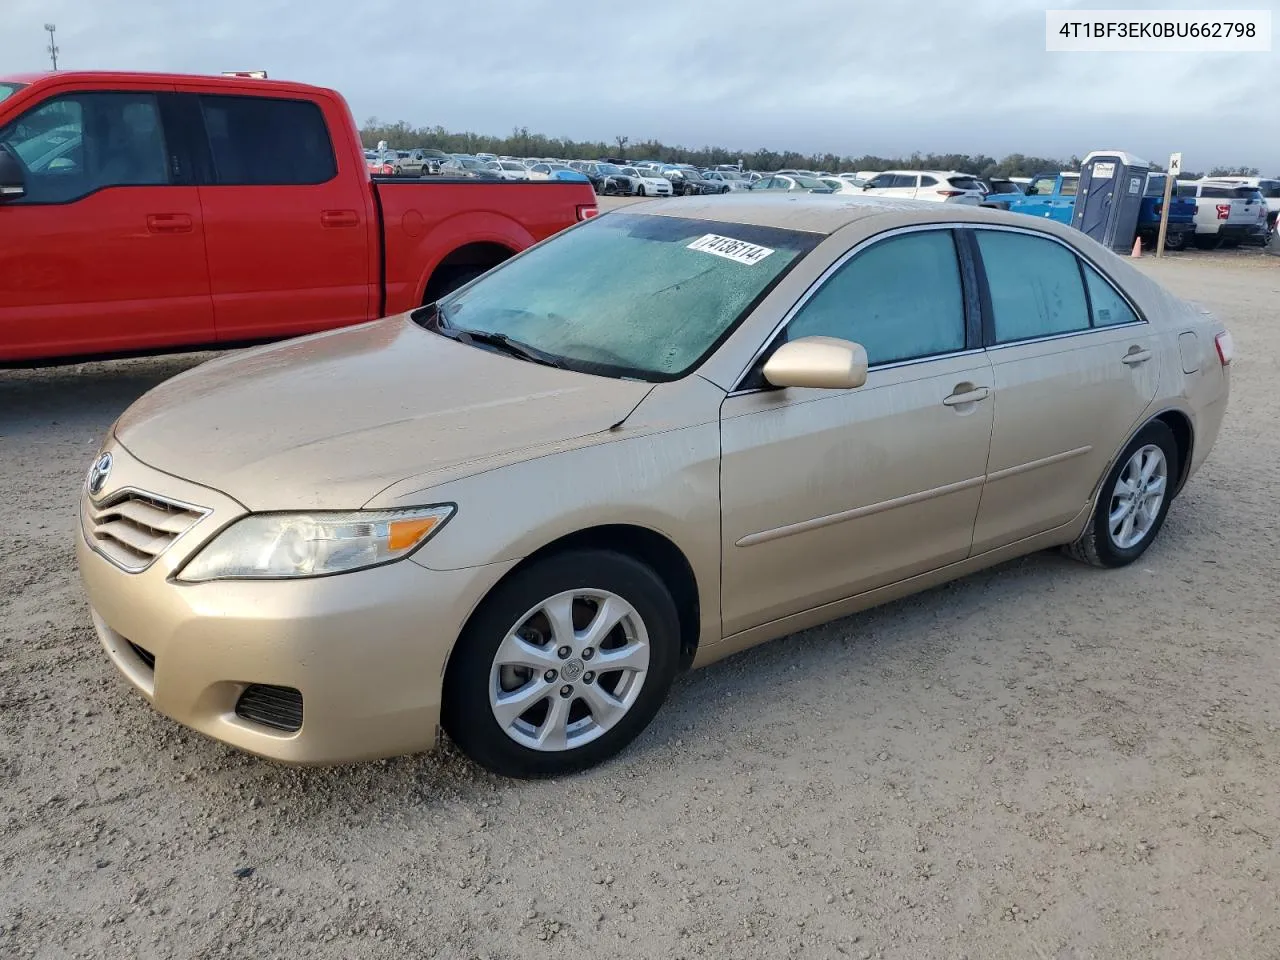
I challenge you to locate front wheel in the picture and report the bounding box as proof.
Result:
[637,185,646,197]
[1065,421,1179,568]
[442,550,680,778]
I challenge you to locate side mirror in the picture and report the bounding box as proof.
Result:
[762,336,868,390]
[0,145,26,202]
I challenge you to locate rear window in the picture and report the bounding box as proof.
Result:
[0,82,25,103]
[947,176,982,191]
[1200,185,1256,199]
[199,95,337,186]
[1258,180,1280,199]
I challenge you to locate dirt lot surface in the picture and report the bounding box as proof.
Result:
[2,249,1277,960]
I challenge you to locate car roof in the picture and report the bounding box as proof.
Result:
[622,193,1091,237]
[0,69,334,99]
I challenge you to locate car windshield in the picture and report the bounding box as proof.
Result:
[426,213,821,381]
[597,163,622,175]
[0,82,23,104]
[681,169,704,180]
[501,162,525,170]
[720,171,743,180]
[620,167,640,176]
[1145,174,1167,197]
[791,175,826,189]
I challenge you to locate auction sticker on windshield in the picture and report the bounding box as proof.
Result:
[687,234,775,265]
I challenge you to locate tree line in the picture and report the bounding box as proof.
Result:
[360,118,1267,180]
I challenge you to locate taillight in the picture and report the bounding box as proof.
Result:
[1215,331,1234,366]
[577,204,599,221]
[937,190,964,197]
[1216,203,1230,220]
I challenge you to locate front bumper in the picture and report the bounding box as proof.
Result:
[76,442,516,764]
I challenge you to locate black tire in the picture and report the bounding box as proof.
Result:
[442,550,681,778]
[1162,230,1187,252]
[1220,237,1239,249]
[637,185,646,197]
[430,265,487,300]
[1065,420,1179,569]
[1193,234,1220,251]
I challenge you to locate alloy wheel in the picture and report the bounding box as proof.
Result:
[1108,443,1167,549]
[488,589,650,751]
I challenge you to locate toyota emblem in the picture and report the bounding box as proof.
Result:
[86,452,113,497]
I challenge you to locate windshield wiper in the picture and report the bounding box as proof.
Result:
[422,302,566,369]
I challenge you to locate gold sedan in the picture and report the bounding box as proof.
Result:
[77,196,1232,777]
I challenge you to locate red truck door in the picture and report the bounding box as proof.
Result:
[179,89,374,341]
[0,87,215,362]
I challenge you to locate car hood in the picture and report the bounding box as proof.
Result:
[114,316,654,511]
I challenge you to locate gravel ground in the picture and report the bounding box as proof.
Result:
[1,250,1277,960]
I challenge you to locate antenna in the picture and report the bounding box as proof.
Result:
[44,23,59,71]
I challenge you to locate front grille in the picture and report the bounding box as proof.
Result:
[85,490,207,572]
[235,685,303,733]
[127,641,156,671]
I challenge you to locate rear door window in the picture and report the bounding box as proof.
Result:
[0,91,168,203]
[198,95,336,185]
[891,174,918,188]
[976,230,1089,343]
[1081,262,1139,327]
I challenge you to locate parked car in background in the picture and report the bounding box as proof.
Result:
[75,195,1231,776]
[861,170,985,204]
[581,162,636,196]
[665,166,725,195]
[993,171,1079,222]
[484,160,532,180]
[526,162,575,180]
[1138,173,1196,251]
[701,170,751,191]
[751,174,834,193]
[1208,176,1280,232]
[0,70,597,364]
[396,148,447,176]
[620,166,673,196]
[817,176,864,195]
[1177,179,1270,249]
[441,156,502,179]
[980,177,1025,203]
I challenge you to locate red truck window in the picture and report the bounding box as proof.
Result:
[197,95,336,186]
[0,92,168,203]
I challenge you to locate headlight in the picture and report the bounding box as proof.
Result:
[176,506,454,582]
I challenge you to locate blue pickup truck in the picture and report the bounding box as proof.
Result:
[985,170,1196,250]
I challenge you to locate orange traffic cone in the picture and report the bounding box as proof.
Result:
[1131,237,1143,258]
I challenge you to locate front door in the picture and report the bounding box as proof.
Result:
[183,90,373,342]
[720,228,994,636]
[969,228,1160,552]
[0,88,214,361]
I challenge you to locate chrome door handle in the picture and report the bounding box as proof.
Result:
[942,386,990,406]
[1122,349,1153,366]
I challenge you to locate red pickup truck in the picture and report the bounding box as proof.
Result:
[0,72,597,365]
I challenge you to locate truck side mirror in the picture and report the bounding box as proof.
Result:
[0,145,26,202]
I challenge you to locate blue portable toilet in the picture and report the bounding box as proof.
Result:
[1071,150,1150,252]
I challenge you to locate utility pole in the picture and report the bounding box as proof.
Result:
[45,24,59,71]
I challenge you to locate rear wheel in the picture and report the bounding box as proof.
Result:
[1220,237,1240,249]
[1162,230,1188,251]
[443,550,680,778]
[1066,421,1179,568]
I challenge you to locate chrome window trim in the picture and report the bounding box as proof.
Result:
[728,222,978,394]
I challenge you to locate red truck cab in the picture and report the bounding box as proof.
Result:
[0,72,596,364]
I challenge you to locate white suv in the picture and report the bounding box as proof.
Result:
[860,170,985,204]
[1177,179,1270,249]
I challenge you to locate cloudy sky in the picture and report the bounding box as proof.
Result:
[5,0,1276,171]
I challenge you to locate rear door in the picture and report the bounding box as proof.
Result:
[183,88,375,341]
[968,227,1159,553]
[0,86,214,361]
